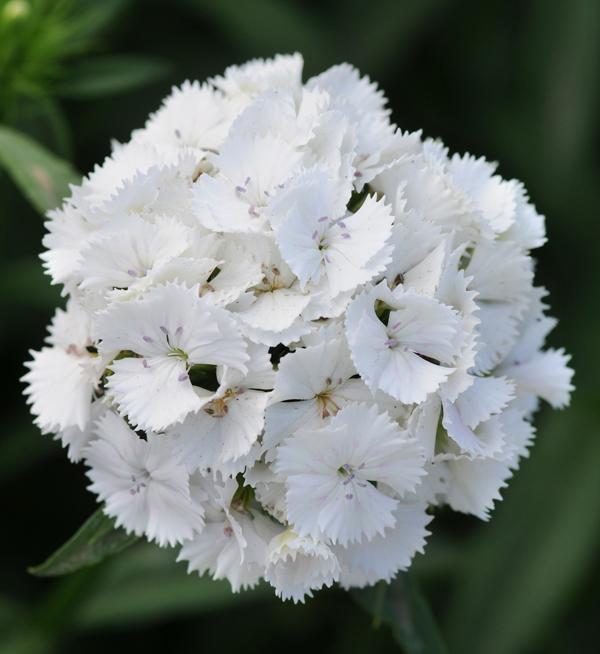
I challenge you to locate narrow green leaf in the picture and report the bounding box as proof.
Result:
[67,0,133,42]
[6,94,73,160]
[59,55,171,99]
[0,125,78,214]
[537,0,600,177]
[71,542,269,628]
[446,399,600,654]
[353,574,448,654]
[28,509,139,577]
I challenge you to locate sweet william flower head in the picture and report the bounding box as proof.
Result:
[23,53,573,602]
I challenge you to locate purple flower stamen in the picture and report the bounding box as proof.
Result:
[178,372,188,382]
[142,335,153,343]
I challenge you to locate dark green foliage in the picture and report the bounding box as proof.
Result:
[1,1,598,653]
[29,509,139,577]
[354,576,448,654]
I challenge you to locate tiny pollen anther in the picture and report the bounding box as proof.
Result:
[178,372,188,382]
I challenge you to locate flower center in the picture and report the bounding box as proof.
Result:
[255,264,290,293]
[129,470,150,495]
[315,391,341,418]
[337,462,368,499]
[203,388,240,417]
[384,320,404,349]
[167,346,188,361]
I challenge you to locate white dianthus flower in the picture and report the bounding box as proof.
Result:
[94,282,248,431]
[22,300,103,434]
[265,530,340,603]
[24,53,573,602]
[85,411,205,547]
[275,403,425,545]
[346,281,462,404]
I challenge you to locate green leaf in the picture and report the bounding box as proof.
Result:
[29,509,139,577]
[446,398,600,654]
[67,0,133,43]
[536,0,600,178]
[6,94,73,160]
[0,125,79,214]
[59,55,171,99]
[71,542,269,628]
[353,574,448,654]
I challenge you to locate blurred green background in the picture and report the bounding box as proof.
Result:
[1,0,598,652]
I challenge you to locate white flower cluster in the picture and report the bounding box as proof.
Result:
[23,54,573,602]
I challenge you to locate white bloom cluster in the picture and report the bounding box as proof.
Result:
[23,54,573,602]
